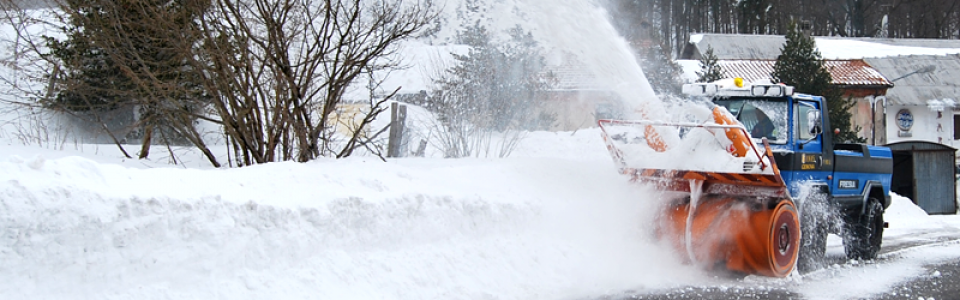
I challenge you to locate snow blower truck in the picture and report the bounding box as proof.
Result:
[599,79,892,277]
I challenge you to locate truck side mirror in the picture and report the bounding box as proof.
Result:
[807,110,822,135]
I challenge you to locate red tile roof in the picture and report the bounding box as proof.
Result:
[718,60,893,87]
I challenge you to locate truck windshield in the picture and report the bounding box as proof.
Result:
[714,97,789,144]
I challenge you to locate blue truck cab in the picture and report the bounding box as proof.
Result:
[711,87,892,267]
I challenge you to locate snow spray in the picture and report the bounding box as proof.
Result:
[525,0,664,118]
[504,0,667,119]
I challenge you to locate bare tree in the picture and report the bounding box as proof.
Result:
[0,0,436,167]
[189,0,437,165]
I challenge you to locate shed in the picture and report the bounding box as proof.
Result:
[885,141,957,215]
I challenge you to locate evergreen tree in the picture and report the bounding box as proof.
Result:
[437,21,546,131]
[46,0,209,153]
[46,1,134,111]
[640,45,683,95]
[422,22,547,157]
[638,29,683,96]
[696,46,724,83]
[772,21,863,143]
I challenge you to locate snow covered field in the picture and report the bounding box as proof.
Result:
[1,129,959,300]
[0,130,695,300]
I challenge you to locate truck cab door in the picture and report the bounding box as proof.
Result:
[795,101,823,154]
[785,100,832,197]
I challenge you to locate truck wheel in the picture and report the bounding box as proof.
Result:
[797,196,829,273]
[843,198,884,260]
[797,219,827,273]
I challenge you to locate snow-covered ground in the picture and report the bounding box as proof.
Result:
[1,129,959,300]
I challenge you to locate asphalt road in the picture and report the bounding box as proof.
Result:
[865,258,960,300]
[599,259,960,300]
[595,233,960,300]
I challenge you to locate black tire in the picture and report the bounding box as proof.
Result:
[843,198,884,260]
[797,217,827,272]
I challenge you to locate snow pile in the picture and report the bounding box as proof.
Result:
[604,123,762,173]
[883,192,960,244]
[886,192,936,226]
[598,100,771,175]
[0,144,704,300]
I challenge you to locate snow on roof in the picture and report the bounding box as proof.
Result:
[684,34,789,60]
[816,37,960,59]
[864,54,960,106]
[676,59,892,87]
[682,34,960,104]
[541,53,607,91]
[685,34,960,60]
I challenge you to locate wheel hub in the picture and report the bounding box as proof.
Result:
[778,223,790,255]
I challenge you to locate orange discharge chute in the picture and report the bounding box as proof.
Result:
[712,106,752,158]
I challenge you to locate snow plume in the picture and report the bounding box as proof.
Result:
[0,152,699,300]
[517,0,662,119]
[434,0,662,120]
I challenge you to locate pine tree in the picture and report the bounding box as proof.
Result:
[696,46,724,83]
[438,21,545,132]
[46,0,210,157]
[772,21,863,143]
[423,22,547,157]
[637,29,683,96]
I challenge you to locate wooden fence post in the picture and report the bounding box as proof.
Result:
[387,103,407,157]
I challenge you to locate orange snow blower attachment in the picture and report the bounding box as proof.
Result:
[599,107,800,277]
[657,196,799,277]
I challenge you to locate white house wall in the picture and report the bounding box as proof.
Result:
[885,104,956,147]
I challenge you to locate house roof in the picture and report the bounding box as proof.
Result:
[542,61,607,91]
[702,59,892,87]
[821,60,893,87]
[684,34,787,60]
[863,54,960,106]
[682,34,960,60]
[682,34,960,107]
[886,140,957,152]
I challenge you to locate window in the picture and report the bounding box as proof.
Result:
[714,98,788,144]
[954,114,960,140]
[796,103,817,141]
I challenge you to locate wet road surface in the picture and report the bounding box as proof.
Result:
[596,232,960,300]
